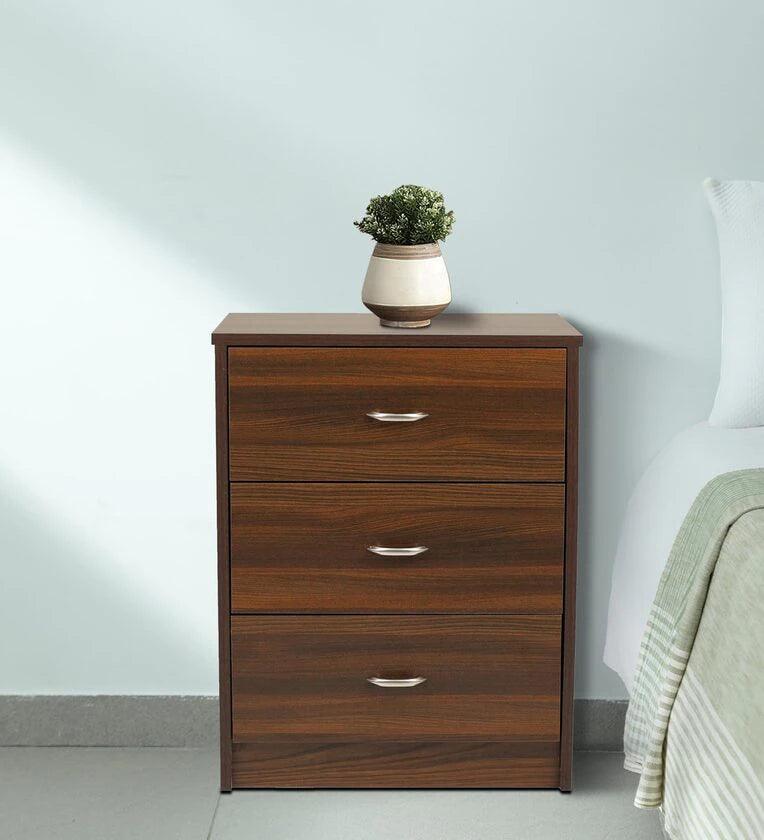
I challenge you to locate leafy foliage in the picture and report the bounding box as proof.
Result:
[354,185,455,245]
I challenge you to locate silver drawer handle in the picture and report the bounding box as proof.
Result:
[366,411,429,422]
[367,676,427,688]
[367,545,429,557]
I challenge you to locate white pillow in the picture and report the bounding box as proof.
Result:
[705,178,764,427]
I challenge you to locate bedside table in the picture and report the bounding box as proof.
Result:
[212,314,582,791]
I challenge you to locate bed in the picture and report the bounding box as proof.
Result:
[604,423,764,839]
[604,178,764,838]
[604,421,764,692]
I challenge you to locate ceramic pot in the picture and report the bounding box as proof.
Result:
[361,243,451,328]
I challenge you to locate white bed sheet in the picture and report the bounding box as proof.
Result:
[603,421,764,693]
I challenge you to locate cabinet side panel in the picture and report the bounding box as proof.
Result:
[215,345,232,791]
[559,346,579,791]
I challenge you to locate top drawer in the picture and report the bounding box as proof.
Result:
[228,348,566,482]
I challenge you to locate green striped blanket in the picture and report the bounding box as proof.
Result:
[624,469,764,838]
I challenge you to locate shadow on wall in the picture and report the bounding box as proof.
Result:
[0,469,215,693]
[0,3,382,303]
[1,0,736,701]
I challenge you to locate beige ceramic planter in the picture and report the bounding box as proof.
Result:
[361,243,451,328]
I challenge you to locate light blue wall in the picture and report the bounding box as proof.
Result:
[2,0,763,698]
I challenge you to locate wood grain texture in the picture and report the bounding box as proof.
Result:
[230,483,564,614]
[231,740,561,788]
[212,313,583,347]
[214,346,232,792]
[372,243,441,259]
[228,347,566,481]
[214,315,582,791]
[231,615,561,742]
[559,346,579,791]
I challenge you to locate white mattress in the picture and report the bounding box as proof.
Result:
[603,421,764,693]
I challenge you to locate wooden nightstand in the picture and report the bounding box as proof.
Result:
[212,314,582,791]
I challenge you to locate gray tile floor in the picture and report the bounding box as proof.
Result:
[0,749,664,839]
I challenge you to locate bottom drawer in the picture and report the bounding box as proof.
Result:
[232,740,561,788]
[230,615,562,787]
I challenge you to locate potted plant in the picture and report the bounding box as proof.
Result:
[354,185,455,328]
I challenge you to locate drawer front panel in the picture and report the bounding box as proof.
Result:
[231,740,561,788]
[230,483,564,613]
[231,616,561,742]
[228,347,566,481]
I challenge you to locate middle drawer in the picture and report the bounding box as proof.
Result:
[231,483,564,614]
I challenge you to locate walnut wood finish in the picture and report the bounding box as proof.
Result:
[559,344,579,791]
[213,313,581,792]
[214,346,232,792]
[231,615,561,742]
[212,313,583,347]
[230,483,564,614]
[231,740,561,788]
[228,348,566,482]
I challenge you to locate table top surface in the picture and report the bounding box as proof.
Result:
[212,313,583,347]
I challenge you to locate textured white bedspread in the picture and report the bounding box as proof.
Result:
[603,421,764,693]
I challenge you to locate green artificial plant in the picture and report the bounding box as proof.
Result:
[354,185,455,245]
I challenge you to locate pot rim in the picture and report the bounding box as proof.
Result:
[372,242,441,260]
